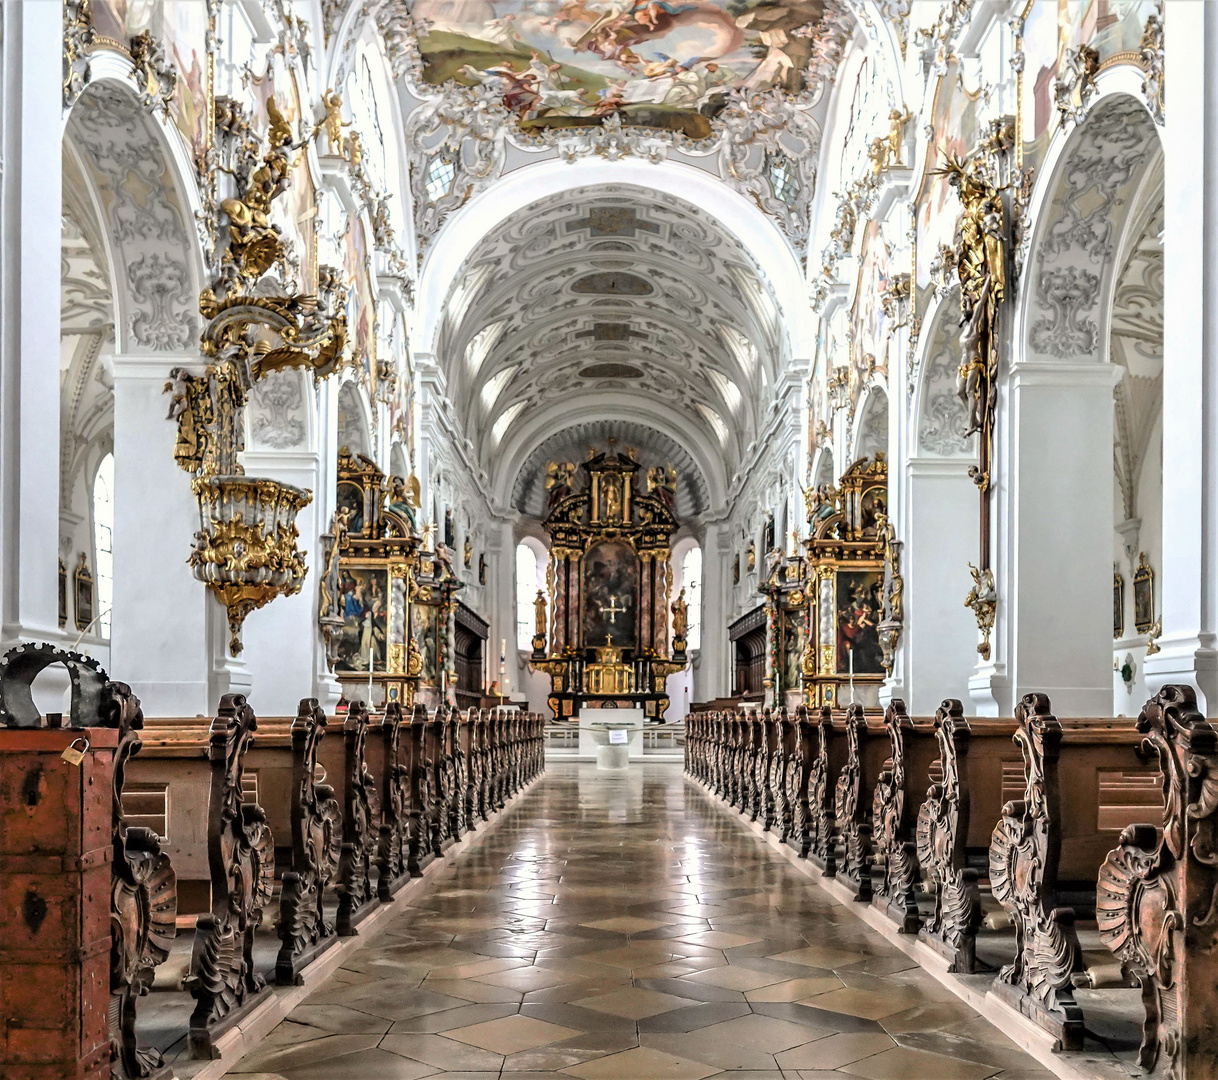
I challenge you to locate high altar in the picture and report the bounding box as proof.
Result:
[532,450,687,720]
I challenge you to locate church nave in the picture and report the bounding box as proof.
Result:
[232,763,1051,1080]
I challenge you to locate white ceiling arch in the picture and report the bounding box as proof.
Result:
[435,181,792,509]
[413,156,813,359]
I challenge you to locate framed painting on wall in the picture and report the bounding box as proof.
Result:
[334,566,388,673]
[1114,569,1124,639]
[1133,554,1155,634]
[835,570,884,675]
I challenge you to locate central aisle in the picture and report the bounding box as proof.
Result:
[234,762,1052,1080]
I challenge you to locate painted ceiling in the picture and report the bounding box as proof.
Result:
[413,0,831,137]
[438,183,785,504]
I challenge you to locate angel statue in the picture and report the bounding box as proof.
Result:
[386,474,420,530]
[964,562,997,659]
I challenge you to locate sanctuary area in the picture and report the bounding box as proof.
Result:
[0,1,1214,1078]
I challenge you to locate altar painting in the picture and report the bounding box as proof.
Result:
[335,567,388,673]
[835,570,883,675]
[414,0,833,138]
[582,541,638,649]
[781,607,806,690]
[411,602,440,682]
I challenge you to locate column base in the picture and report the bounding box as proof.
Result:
[1143,634,1218,713]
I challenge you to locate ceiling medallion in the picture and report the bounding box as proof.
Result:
[579,362,645,379]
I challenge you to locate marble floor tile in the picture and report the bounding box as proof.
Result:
[239,763,1053,1077]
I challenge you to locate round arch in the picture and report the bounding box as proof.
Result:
[63,73,206,356]
[337,379,374,459]
[412,157,813,361]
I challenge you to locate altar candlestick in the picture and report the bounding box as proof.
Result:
[368,648,374,708]
[848,645,855,705]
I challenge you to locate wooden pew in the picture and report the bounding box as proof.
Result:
[1095,684,1218,1077]
[276,698,341,984]
[185,694,275,1059]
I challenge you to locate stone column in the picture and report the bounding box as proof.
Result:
[110,355,213,716]
[0,3,64,655]
[1144,1,1218,709]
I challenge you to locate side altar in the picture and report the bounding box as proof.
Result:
[532,450,687,720]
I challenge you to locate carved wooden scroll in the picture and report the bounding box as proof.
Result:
[773,709,794,842]
[185,694,275,1059]
[457,711,475,832]
[108,681,177,1080]
[407,703,433,876]
[468,710,485,823]
[726,714,742,806]
[475,710,491,820]
[916,699,980,973]
[336,702,379,936]
[377,702,412,900]
[1096,684,1218,1076]
[789,706,815,856]
[751,710,770,824]
[835,704,873,901]
[428,706,449,856]
[442,707,462,840]
[989,693,1083,1049]
[276,698,342,984]
[871,699,921,933]
[808,706,838,875]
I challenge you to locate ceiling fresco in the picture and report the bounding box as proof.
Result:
[412,0,831,137]
[438,184,785,494]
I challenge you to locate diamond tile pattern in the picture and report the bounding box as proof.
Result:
[231,762,1049,1078]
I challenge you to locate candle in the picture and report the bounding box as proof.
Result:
[368,647,374,708]
[848,645,855,705]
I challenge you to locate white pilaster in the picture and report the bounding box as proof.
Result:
[110,355,212,715]
[1001,361,1120,716]
[1144,0,1218,709]
[0,2,65,650]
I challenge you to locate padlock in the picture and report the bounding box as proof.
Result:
[61,736,90,767]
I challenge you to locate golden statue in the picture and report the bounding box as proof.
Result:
[937,153,1006,443]
[671,588,688,639]
[315,90,349,157]
[534,589,547,640]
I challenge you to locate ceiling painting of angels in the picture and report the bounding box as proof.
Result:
[413,0,831,137]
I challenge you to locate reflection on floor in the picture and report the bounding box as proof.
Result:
[231,761,1055,1079]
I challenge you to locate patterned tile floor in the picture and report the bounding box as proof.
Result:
[232,762,1056,1080]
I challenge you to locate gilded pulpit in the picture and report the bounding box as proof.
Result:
[533,450,685,720]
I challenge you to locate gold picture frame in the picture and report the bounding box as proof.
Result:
[1133,553,1155,635]
[73,553,94,632]
[1113,568,1124,639]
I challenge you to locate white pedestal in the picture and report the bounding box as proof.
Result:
[578,708,644,760]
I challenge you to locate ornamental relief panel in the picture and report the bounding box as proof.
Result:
[66,82,197,353]
[1026,97,1159,364]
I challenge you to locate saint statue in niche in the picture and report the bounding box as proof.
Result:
[582,540,638,650]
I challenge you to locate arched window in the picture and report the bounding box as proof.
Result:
[682,546,702,651]
[516,542,541,650]
[93,453,113,637]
